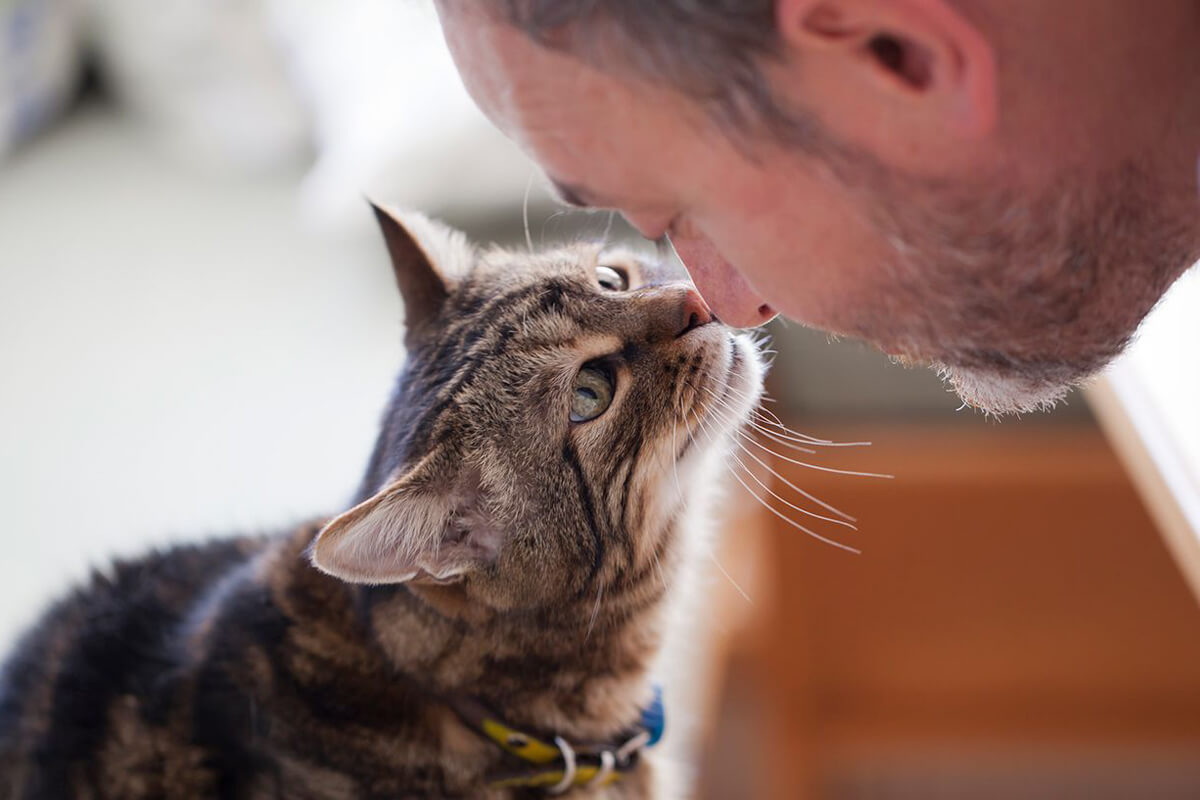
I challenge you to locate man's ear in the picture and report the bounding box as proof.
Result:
[369,202,477,342]
[310,461,502,585]
[774,0,996,142]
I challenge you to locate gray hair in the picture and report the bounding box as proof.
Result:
[491,0,817,141]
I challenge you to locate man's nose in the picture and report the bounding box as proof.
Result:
[668,233,776,329]
[622,211,673,241]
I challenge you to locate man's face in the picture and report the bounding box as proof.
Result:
[436,2,1200,414]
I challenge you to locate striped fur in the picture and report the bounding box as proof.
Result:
[0,208,764,799]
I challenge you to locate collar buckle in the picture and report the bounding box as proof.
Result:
[451,685,665,794]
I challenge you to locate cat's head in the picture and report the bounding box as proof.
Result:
[310,204,764,615]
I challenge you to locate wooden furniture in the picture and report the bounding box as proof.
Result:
[1087,267,1200,604]
[698,424,1200,800]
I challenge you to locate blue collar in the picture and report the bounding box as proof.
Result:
[638,684,666,747]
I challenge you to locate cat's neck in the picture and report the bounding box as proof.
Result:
[361,578,671,743]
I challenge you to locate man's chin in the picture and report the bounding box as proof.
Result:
[877,337,1103,415]
[934,361,1079,416]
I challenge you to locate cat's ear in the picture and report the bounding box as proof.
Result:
[310,461,502,585]
[369,201,475,339]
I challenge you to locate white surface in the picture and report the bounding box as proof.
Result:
[267,0,536,233]
[86,0,309,171]
[45,0,534,223]
[1114,268,1200,523]
[1095,265,1200,597]
[0,105,406,647]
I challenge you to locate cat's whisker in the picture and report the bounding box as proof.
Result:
[693,374,869,461]
[750,409,873,448]
[693,388,820,454]
[670,415,685,505]
[689,389,854,531]
[523,170,535,252]
[683,357,861,450]
[754,425,872,450]
[680,373,859,523]
[703,397,821,456]
[726,448,859,530]
[750,401,821,433]
[758,427,873,450]
[724,466,861,554]
[730,438,858,522]
[749,405,869,448]
[746,426,819,454]
[684,412,760,601]
[748,329,774,352]
[689,404,860,554]
[681,410,763,597]
[585,583,604,641]
[738,431,895,480]
[540,209,569,246]
[752,413,838,445]
[706,551,752,605]
[650,538,668,593]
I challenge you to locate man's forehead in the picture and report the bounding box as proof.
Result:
[438,2,687,162]
[439,4,589,141]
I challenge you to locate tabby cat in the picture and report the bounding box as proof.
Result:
[0,205,764,799]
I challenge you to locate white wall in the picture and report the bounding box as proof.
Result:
[0,106,406,647]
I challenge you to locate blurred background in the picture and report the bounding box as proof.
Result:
[3,1,1199,797]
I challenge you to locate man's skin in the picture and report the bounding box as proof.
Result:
[434,0,1200,414]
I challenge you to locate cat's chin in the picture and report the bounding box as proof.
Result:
[710,332,765,433]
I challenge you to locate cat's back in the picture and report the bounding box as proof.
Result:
[0,535,266,798]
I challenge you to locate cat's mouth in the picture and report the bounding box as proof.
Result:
[712,333,761,425]
[674,332,761,459]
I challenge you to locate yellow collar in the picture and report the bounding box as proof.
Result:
[448,690,662,793]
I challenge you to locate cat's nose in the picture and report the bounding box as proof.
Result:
[645,285,715,342]
[676,288,714,337]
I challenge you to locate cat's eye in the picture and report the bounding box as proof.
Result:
[570,365,615,423]
[595,265,628,292]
